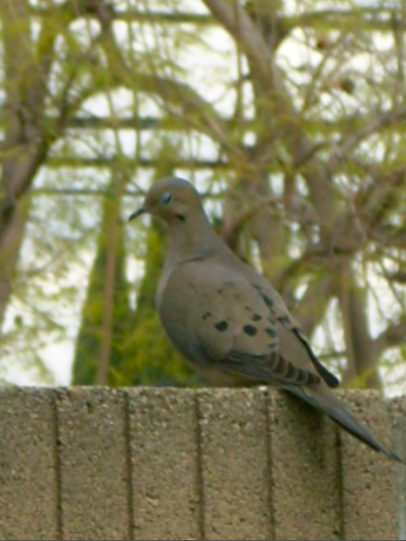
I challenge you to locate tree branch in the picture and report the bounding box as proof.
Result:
[202,0,336,227]
[374,320,406,355]
[295,273,335,337]
[30,6,406,33]
[337,106,406,159]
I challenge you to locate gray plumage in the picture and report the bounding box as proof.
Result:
[129,176,403,463]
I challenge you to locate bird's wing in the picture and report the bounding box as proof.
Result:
[246,278,340,388]
[182,271,323,387]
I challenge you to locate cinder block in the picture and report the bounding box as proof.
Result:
[389,396,406,541]
[56,388,129,540]
[269,391,341,540]
[0,386,402,541]
[197,388,272,541]
[128,388,201,540]
[339,390,397,540]
[0,387,58,540]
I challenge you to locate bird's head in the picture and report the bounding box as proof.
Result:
[129,177,203,225]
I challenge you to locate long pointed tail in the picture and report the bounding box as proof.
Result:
[283,385,404,463]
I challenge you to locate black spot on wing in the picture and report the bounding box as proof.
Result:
[202,312,211,320]
[253,286,274,308]
[262,294,274,308]
[251,286,332,386]
[251,313,262,321]
[215,321,228,332]
[243,324,257,336]
[265,328,276,338]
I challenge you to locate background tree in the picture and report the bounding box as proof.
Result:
[1,0,406,393]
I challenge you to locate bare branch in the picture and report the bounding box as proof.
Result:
[338,261,382,390]
[202,0,337,227]
[337,106,406,159]
[374,320,406,354]
[44,155,227,169]
[30,5,406,33]
[295,274,335,337]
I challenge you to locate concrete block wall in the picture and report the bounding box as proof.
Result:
[0,387,404,540]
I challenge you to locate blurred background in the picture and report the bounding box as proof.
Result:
[1,0,406,394]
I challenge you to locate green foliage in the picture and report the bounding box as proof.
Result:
[73,146,197,387]
[72,188,133,385]
[119,218,196,386]
[2,0,406,394]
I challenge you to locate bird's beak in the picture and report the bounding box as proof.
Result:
[128,207,147,221]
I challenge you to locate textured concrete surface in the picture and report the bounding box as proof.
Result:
[269,392,342,540]
[0,387,403,540]
[197,388,272,541]
[339,390,397,541]
[56,388,129,540]
[391,397,406,540]
[128,388,200,540]
[0,388,58,541]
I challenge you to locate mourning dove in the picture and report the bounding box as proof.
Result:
[129,177,403,462]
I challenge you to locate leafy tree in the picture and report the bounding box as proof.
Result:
[72,171,133,385]
[1,0,406,394]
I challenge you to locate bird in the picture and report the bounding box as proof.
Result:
[129,176,403,463]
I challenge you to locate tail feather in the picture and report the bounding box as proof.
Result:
[283,385,405,463]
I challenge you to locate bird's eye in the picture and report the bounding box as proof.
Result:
[161,193,173,204]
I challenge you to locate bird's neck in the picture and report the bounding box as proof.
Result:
[165,213,223,265]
